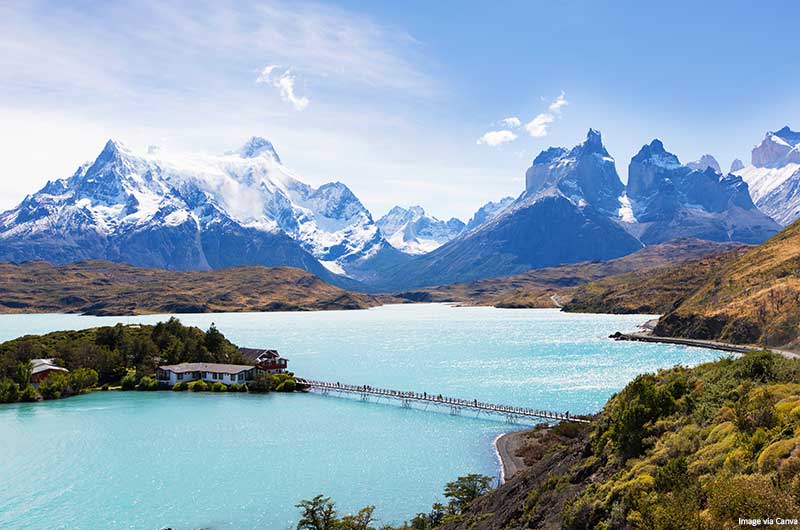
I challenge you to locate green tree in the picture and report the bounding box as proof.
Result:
[443,474,494,514]
[204,323,225,354]
[39,373,71,400]
[120,373,137,390]
[18,385,38,402]
[249,374,275,393]
[339,506,376,530]
[69,368,99,393]
[15,361,32,387]
[0,378,20,403]
[296,495,338,530]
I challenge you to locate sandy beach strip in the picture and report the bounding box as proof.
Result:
[494,429,528,483]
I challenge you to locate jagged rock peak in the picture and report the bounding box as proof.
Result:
[752,126,800,167]
[687,154,721,173]
[631,139,680,167]
[577,128,608,155]
[238,136,281,162]
[730,158,745,172]
[774,126,800,146]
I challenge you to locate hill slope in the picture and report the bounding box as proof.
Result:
[397,239,742,308]
[0,261,388,315]
[562,246,747,314]
[438,352,800,530]
[655,220,800,350]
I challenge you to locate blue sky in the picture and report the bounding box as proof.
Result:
[1,0,798,219]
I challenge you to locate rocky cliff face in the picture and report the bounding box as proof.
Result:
[736,126,800,225]
[525,128,624,216]
[465,197,514,231]
[624,139,780,244]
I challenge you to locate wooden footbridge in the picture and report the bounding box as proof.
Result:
[295,379,590,424]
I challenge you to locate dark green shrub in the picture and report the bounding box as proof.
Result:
[211,382,227,392]
[120,374,137,390]
[136,376,158,391]
[249,374,274,393]
[654,456,689,492]
[18,385,38,402]
[189,380,208,392]
[229,383,244,392]
[172,381,188,391]
[101,383,109,391]
[39,373,71,400]
[69,368,99,393]
[275,378,297,392]
[0,378,20,403]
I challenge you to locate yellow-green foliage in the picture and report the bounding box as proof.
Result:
[560,351,800,530]
[757,438,799,472]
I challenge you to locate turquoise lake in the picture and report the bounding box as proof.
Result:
[0,305,723,529]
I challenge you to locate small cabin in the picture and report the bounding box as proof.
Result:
[239,348,289,374]
[30,359,69,387]
[157,363,256,386]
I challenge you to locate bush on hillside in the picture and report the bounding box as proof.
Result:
[172,381,188,391]
[136,376,158,391]
[38,373,71,400]
[248,374,274,393]
[211,382,227,392]
[0,379,20,403]
[275,379,296,392]
[120,374,137,390]
[189,380,208,392]
[18,385,38,402]
[69,368,98,393]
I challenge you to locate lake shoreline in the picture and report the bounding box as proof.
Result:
[494,429,529,483]
[611,330,800,360]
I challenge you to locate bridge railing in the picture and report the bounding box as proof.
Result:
[296,378,590,424]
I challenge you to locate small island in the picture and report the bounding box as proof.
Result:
[0,317,300,403]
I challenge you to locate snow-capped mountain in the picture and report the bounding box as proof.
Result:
[377,130,643,290]
[735,126,800,225]
[465,197,514,231]
[624,139,780,244]
[376,206,465,255]
[525,129,624,215]
[686,154,721,173]
[0,137,400,284]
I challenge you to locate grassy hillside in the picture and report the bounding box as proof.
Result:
[0,260,391,315]
[562,248,747,314]
[396,239,742,309]
[437,351,800,530]
[656,221,800,350]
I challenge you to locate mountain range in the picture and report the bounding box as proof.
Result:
[0,128,792,291]
[376,206,465,255]
[735,126,800,226]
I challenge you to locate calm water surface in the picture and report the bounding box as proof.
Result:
[0,305,722,529]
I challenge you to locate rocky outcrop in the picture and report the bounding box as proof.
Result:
[686,153,721,173]
[624,139,780,244]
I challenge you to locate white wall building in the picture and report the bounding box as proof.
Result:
[156,363,255,386]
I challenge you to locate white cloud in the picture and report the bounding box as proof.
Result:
[482,92,568,144]
[548,91,568,113]
[257,65,310,110]
[477,130,518,146]
[524,92,568,138]
[525,113,554,138]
